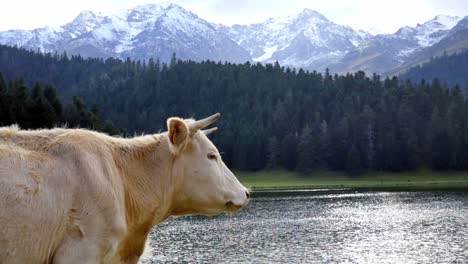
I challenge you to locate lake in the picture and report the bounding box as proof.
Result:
[140,190,468,263]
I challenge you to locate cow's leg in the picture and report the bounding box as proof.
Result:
[118,231,152,264]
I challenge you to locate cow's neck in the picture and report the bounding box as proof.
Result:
[114,133,178,261]
[115,134,175,233]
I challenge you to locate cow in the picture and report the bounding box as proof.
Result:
[0,113,250,264]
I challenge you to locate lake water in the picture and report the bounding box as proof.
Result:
[140,190,468,263]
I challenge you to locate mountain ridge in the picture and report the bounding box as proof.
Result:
[0,3,467,74]
[0,3,251,63]
[221,8,372,70]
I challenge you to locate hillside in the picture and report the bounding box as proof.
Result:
[399,49,468,87]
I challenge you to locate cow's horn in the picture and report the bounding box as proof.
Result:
[189,113,220,132]
[202,127,218,136]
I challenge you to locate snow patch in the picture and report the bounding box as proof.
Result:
[254,45,278,61]
[92,25,116,41]
[398,47,418,58]
[433,15,461,30]
[412,15,462,47]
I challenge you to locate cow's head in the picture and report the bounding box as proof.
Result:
[167,113,250,216]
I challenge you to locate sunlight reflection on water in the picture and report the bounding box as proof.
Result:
[140,191,468,263]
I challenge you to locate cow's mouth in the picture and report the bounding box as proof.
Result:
[225,200,244,212]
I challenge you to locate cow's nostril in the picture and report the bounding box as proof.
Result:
[245,191,250,199]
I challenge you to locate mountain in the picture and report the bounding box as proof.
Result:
[0,3,467,74]
[396,17,468,73]
[220,9,372,70]
[0,3,251,63]
[330,15,463,73]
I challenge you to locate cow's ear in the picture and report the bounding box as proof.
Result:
[167,117,190,152]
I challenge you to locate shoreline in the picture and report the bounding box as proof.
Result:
[250,186,468,198]
[248,181,468,191]
[237,170,468,194]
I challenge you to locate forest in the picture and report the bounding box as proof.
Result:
[1,45,468,174]
[0,75,118,134]
[400,49,468,88]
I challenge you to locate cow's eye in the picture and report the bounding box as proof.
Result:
[207,153,217,161]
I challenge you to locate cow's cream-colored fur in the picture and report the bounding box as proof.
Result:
[0,117,248,264]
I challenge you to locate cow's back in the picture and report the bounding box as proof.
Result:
[0,129,126,263]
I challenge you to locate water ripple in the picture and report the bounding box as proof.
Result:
[140,191,468,263]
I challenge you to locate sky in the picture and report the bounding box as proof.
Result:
[1,0,467,34]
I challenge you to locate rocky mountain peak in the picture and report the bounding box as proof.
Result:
[299,8,329,22]
[0,2,466,75]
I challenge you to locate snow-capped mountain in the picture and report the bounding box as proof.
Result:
[396,16,468,73]
[220,9,372,70]
[0,3,467,74]
[330,15,464,73]
[394,15,460,48]
[0,3,250,63]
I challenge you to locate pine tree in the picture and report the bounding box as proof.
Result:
[266,136,280,169]
[296,126,315,173]
[0,73,7,124]
[346,144,363,176]
[280,133,297,170]
[319,120,331,169]
[430,107,450,170]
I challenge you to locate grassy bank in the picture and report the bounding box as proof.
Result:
[236,170,468,191]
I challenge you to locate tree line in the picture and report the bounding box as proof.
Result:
[400,49,468,89]
[1,45,468,174]
[0,74,118,134]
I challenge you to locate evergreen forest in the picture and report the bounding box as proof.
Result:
[1,45,468,174]
[400,49,468,88]
[0,76,119,134]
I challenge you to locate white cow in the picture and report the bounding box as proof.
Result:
[0,113,250,264]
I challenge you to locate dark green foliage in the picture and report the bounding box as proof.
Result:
[266,136,280,169]
[400,50,468,88]
[1,45,468,174]
[0,77,118,134]
[346,144,363,176]
[296,126,315,173]
[280,133,297,170]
